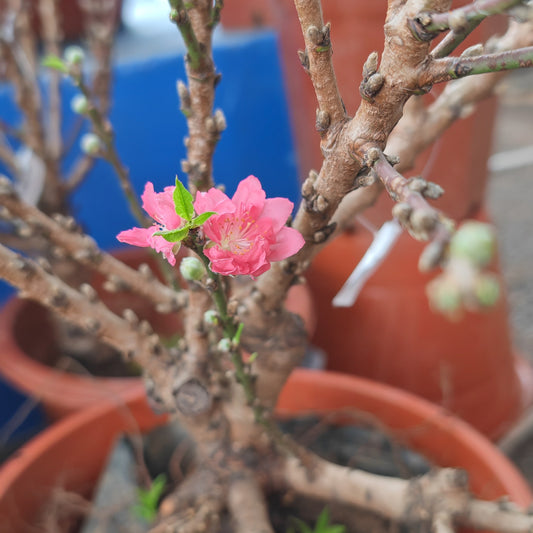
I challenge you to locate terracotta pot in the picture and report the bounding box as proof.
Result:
[1,370,530,531]
[306,215,533,440]
[223,0,503,222]
[0,249,316,421]
[0,388,166,532]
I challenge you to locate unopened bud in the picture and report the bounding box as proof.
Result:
[71,94,89,115]
[217,338,231,352]
[179,256,205,281]
[80,133,102,156]
[427,278,462,317]
[204,309,219,325]
[450,221,495,268]
[475,274,500,308]
[64,45,85,66]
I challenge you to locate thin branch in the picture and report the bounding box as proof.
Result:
[38,0,63,161]
[73,76,149,226]
[413,0,524,36]
[431,17,483,58]
[425,46,533,84]
[292,0,345,128]
[170,0,221,194]
[0,179,186,312]
[64,154,95,191]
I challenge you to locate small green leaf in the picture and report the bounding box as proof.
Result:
[316,508,330,531]
[191,211,215,228]
[232,323,244,345]
[133,473,167,523]
[173,177,194,221]
[248,352,258,362]
[153,226,190,242]
[42,55,68,73]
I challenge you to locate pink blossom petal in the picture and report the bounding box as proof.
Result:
[140,182,159,220]
[194,188,235,216]
[117,226,157,247]
[231,176,265,210]
[268,226,305,261]
[261,197,294,232]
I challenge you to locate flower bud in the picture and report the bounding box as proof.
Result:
[64,45,85,66]
[217,338,231,352]
[71,94,89,115]
[427,278,462,317]
[474,274,500,308]
[450,221,495,268]
[204,309,219,325]
[80,133,101,156]
[179,256,205,281]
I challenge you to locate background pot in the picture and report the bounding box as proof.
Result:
[0,369,530,531]
[306,213,533,440]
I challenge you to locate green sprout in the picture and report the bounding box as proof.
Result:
[132,473,167,523]
[288,507,346,533]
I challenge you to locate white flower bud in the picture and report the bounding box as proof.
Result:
[64,45,85,66]
[71,94,89,115]
[217,338,231,352]
[80,133,102,156]
[179,256,205,281]
[204,309,218,325]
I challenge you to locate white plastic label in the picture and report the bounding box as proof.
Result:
[332,219,403,307]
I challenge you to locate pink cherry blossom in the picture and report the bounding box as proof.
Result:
[194,175,305,277]
[116,182,183,266]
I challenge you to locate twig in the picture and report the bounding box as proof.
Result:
[293,0,345,129]
[38,0,63,161]
[0,178,186,312]
[431,18,484,58]
[412,0,524,37]
[170,0,221,194]
[425,46,533,84]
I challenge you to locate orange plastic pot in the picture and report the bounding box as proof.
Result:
[0,388,166,532]
[0,249,316,421]
[279,369,533,509]
[1,369,530,531]
[306,219,533,440]
[223,0,502,222]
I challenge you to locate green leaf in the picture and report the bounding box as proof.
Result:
[191,211,215,228]
[316,508,330,531]
[132,474,167,523]
[153,226,190,242]
[42,55,68,73]
[232,323,244,345]
[173,177,194,221]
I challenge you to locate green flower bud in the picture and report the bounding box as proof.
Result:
[80,133,101,156]
[217,338,231,352]
[71,94,89,115]
[64,45,85,66]
[449,221,495,268]
[475,274,500,308]
[427,278,462,316]
[204,309,218,325]
[179,257,205,281]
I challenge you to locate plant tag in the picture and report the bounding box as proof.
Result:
[14,147,45,206]
[332,219,402,307]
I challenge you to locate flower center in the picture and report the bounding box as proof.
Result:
[219,215,255,255]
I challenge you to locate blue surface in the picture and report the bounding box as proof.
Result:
[0,29,300,300]
[0,375,48,462]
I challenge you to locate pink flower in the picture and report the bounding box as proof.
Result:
[194,175,305,277]
[116,182,183,266]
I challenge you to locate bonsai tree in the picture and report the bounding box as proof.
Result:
[1,0,533,531]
